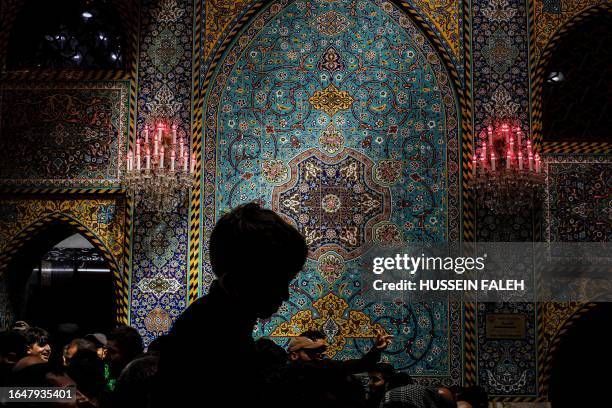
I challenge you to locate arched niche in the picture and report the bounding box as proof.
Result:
[202,0,461,384]
[546,303,612,406]
[0,213,125,330]
[534,6,612,146]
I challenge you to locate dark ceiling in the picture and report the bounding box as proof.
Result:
[542,11,612,143]
[7,0,125,70]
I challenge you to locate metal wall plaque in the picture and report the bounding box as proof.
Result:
[486,314,526,339]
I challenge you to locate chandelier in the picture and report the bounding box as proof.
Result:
[124,122,194,212]
[470,120,545,214]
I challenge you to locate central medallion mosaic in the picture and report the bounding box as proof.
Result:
[273,149,390,260]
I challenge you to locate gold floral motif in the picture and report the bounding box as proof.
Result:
[535,0,604,61]
[270,292,387,357]
[308,84,354,117]
[205,0,251,59]
[0,198,124,263]
[315,10,351,36]
[408,0,461,58]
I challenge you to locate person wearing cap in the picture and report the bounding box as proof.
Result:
[288,336,327,362]
[63,338,97,366]
[85,333,108,360]
[289,330,393,370]
[11,320,30,331]
[278,331,393,408]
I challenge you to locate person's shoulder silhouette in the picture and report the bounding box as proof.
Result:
[155,203,307,406]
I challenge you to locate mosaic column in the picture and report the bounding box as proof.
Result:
[472,0,538,397]
[131,0,193,345]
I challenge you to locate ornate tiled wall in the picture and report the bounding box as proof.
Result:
[538,155,610,394]
[201,0,463,74]
[471,0,538,397]
[545,156,611,243]
[0,197,126,327]
[130,0,194,345]
[0,0,134,327]
[472,0,530,131]
[0,81,129,188]
[0,0,608,400]
[202,0,462,384]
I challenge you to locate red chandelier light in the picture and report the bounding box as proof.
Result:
[472,122,542,176]
[124,121,195,211]
[470,120,545,214]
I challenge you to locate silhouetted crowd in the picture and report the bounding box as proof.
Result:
[1,204,488,407]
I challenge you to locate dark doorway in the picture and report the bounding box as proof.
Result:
[548,303,612,407]
[7,223,115,335]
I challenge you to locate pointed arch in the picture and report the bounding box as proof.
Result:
[531,3,611,154]
[0,212,129,324]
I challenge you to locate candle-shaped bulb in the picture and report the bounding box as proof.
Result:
[518,151,524,170]
[157,122,163,143]
[127,150,133,172]
[506,148,512,169]
[490,151,496,172]
[159,146,165,169]
[501,123,510,145]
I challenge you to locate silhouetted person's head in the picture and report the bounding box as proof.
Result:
[437,387,455,403]
[84,333,108,360]
[387,371,413,389]
[254,337,288,365]
[113,354,159,408]
[454,385,488,408]
[210,202,308,318]
[368,362,395,394]
[23,327,51,362]
[63,338,97,366]
[66,349,106,403]
[300,329,326,341]
[0,330,27,367]
[146,334,169,355]
[107,326,144,377]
